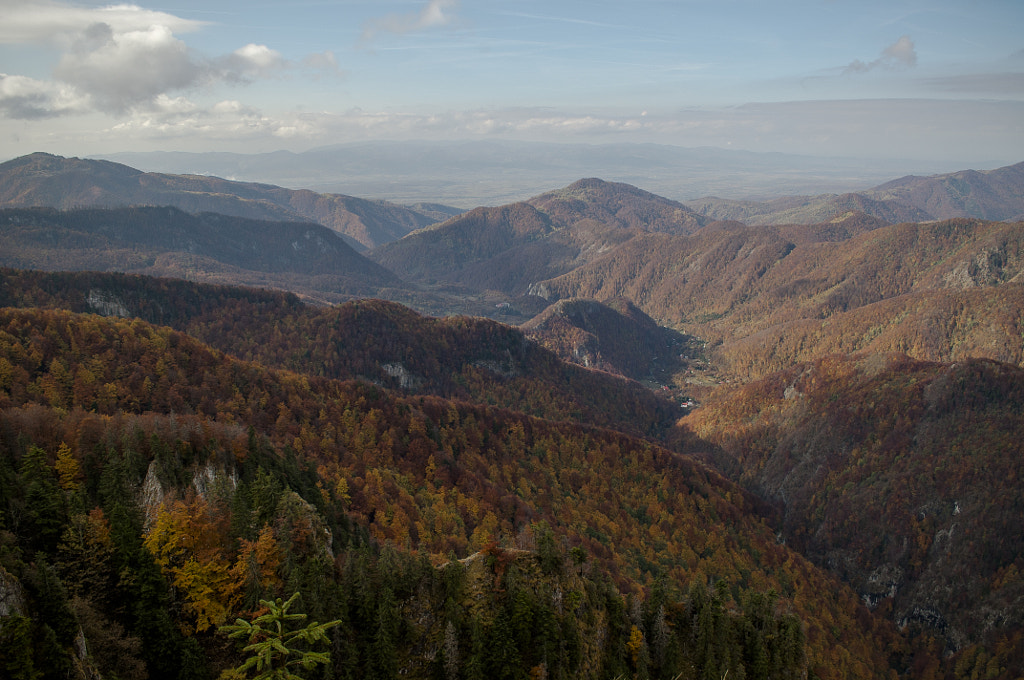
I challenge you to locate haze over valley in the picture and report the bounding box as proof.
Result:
[93,142,975,209]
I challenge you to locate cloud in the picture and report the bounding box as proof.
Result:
[218,44,286,82]
[361,0,459,42]
[53,24,205,114]
[843,35,917,75]
[291,108,653,140]
[0,0,301,117]
[109,97,277,140]
[6,98,1021,166]
[0,73,88,119]
[0,0,204,45]
[82,105,654,150]
[302,51,345,76]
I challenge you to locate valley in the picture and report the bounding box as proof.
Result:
[0,151,1022,679]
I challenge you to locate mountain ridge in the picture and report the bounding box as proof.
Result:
[0,205,405,301]
[369,178,710,296]
[684,161,1024,225]
[530,217,1024,379]
[0,152,451,250]
[522,297,696,385]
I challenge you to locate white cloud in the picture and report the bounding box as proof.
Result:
[150,94,200,115]
[0,0,205,45]
[0,0,305,118]
[4,99,1021,165]
[0,73,88,119]
[219,44,285,82]
[882,36,917,68]
[361,0,459,42]
[110,99,276,140]
[843,35,917,75]
[54,24,204,114]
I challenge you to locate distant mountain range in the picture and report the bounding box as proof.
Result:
[2,153,1022,364]
[685,161,1024,225]
[0,205,404,303]
[0,152,455,250]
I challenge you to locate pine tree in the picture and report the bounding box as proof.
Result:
[220,592,340,680]
[370,586,400,680]
[18,446,66,554]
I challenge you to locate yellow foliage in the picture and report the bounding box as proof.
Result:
[468,511,501,552]
[54,442,81,492]
[231,524,283,599]
[626,624,645,666]
[335,476,351,504]
[176,556,238,632]
[144,496,240,632]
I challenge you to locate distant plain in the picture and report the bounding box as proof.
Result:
[96,140,971,208]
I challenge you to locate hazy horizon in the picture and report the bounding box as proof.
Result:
[86,140,1001,208]
[1,0,1022,166]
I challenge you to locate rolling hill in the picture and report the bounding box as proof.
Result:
[521,297,695,385]
[0,268,681,440]
[531,218,1024,379]
[369,178,710,295]
[0,152,453,250]
[684,161,1024,225]
[0,206,405,302]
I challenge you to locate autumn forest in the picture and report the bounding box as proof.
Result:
[0,153,1022,680]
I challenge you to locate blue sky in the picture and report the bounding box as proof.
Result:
[1,0,1022,164]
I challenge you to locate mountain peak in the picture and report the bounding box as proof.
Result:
[0,152,142,179]
[548,177,667,201]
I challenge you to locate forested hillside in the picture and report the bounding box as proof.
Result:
[0,307,904,679]
[522,297,694,385]
[0,269,679,439]
[532,218,1024,379]
[683,353,1024,674]
[0,206,406,303]
[369,179,708,295]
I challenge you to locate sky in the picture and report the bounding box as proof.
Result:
[1,0,1023,165]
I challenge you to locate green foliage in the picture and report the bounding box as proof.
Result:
[0,614,41,680]
[220,592,340,680]
[17,446,66,554]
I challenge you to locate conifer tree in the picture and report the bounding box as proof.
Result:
[18,446,65,553]
[220,592,339,680]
